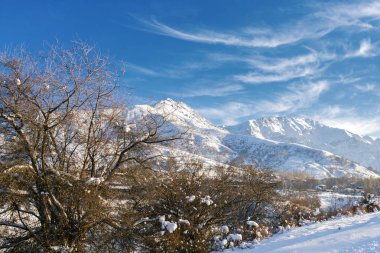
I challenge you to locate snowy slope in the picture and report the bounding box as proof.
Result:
[223,134,377,179]
[228,117,380,172]
[129,99,235,164]
[130,99,379,179]
[228,212,380,253]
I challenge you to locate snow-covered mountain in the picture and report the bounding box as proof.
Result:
[227,117,380,172]
[130,99,380,179]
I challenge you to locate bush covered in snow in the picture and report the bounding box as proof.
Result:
[360,193,380,212]
[276,191,323,228]
[126,162,279,252]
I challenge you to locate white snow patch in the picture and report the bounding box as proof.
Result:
[247,221,259,227]
[85,177,104,185]
[179,219,190,225]
[228,234,243,241]
[220,225,230,234]
[186,195,196,203]
[166,222,178,233]
[225,212,380,253]
[201,195,213,206]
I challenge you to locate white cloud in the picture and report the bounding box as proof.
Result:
[254,81,330,113]
[355,83,376,92]
[172,83,245,98]
[123,62,160,76]
[136,2,380,49]
[236,51,336,84]
[312,105,380,137]
[210,51,335,84]
[197,102,249,125]
[336,75,362,84]
[321,117,380,137]
[249,53,320,72]
[234,65,320,84]
[314,105,355,118]
[123,59,220,79]
[320,1,380,29]
[136,17,332,48]
[357,39,373,56]
[345,39,376,58]
[139,18,268,47]
[196,81,330,124]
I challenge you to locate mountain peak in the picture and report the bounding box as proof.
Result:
[153,98,223,130]
[156,97,178,105]
[155,98,193,112]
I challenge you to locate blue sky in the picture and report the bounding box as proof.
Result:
[2,1,380,136]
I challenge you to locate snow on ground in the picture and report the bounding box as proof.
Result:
[317,192,380,212]
[318,192,362,211]
[227,212,380,253]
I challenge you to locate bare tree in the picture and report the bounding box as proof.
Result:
[0,42,180,252]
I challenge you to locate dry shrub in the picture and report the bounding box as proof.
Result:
[123,162,279,252]
[278,191,322,228]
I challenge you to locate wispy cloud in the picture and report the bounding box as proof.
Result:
[207,50,335,84]
[355,39,373,57]
[249,54,319,72]
[123,59,220,79]
[251,52,335,72]
[254,81,330,113]
[197,81,330,124]
[136,17,331,48]
[134,2,380,49]
[169,83,245,98]
[324,117,380,137]
[234,65,321,84]
[312,105,380,137]
[123,62,160,76]
[197,102,249,125]
[232,51,334,84]
[355,83,376,92]
[336,75,362,84]
[319,1,380,30]
[138,18,265,47]
[344,39,377,58]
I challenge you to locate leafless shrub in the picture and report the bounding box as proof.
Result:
[0,42,181,252]
[121,161,279,252]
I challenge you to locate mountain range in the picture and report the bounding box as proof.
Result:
[130,98,380,179]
